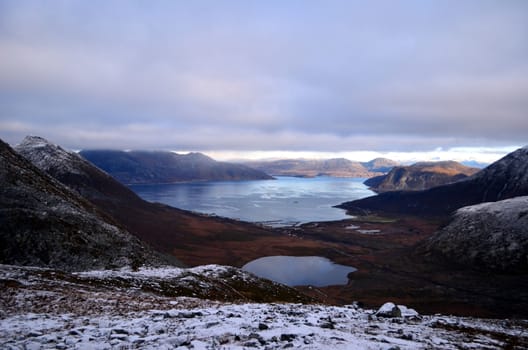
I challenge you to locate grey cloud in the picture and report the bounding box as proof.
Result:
[0,0,527,152]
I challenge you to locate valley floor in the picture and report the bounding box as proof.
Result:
[1,265,528,350]
[177,214,528,318]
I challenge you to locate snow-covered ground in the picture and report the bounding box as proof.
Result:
[1,264,527,349]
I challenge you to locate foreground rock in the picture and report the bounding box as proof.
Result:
[375,302,420,319]
[0,138,169,271]
[1,265,526,350]
[422,196,528,273]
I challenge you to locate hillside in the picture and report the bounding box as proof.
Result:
[14,136,287,267]
[244,158,385,178]
[338,146,528,217]
[365,161,479,192]
[421,196,528,273]
[361,157,400,173]
[79,149,273,184]
[0,138,169,271]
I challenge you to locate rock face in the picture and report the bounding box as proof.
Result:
[338,146,528,217]
[15,136,278,266]
[79,149,273,184]
[245,158,384,178]
[423,196,528,272]
[365,161,479,193]
[0,137,169,271]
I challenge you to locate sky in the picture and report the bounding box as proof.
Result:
[0,0,527,163]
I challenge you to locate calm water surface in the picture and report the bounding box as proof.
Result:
[242,256,357,287]
[129,176,374,226]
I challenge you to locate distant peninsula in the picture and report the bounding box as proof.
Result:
[365,161,479,192]
[243,157,398,178]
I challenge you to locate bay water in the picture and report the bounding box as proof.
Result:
[129,176,373,227]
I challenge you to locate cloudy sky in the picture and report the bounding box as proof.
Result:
[0,1,527,162]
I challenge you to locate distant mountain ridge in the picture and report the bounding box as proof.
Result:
[361,158,400,173]
[365,161,479,192]
[79,149,273,184]
[1,137,170,271]
[244,157,398,178]
[338,146,528,217]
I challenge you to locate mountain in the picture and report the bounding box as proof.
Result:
[421,196,528,273]
[364,161,479,193]
[361,157,399,173]
[244,158,382,178]
[15,136,279,267]
[0,137,169,271]
[338,146,528,217]
[79,149,273,184]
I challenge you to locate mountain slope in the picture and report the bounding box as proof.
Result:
[361,157,399,173]
[15,136,280,267]
[338,146,528,217]
[365,161,479,192]
[245,158,381,177]
[79,149,273,184]
[421,196,528,273]
[0,138,169,271]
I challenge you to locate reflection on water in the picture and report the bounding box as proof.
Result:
[129,176,374,226]
[242,256,357,287]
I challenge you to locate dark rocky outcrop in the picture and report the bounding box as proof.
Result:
[365,161,479,193]
[79,149,273,184]
[0,137,170,271]
[421,196,528,273]
[338,146,528,217]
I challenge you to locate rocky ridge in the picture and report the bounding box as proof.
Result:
[0,138,169,271]
[79,149,274,184]
[365,161,479,193]
[422,196,528,272]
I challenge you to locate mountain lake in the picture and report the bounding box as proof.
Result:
[242,256,357,286]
